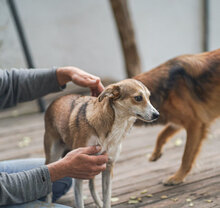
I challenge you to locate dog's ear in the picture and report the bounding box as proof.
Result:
[98,85,120,102]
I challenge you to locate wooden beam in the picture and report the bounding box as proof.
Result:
[109,0,141,78]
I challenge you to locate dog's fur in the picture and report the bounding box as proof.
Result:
[134,49,220,185]
[44,79,159,208]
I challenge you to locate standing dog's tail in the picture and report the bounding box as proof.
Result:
[89,178,103,208]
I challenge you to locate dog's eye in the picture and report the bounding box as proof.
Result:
[134,96,143,102]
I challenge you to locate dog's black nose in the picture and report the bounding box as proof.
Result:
[152,112,159,120]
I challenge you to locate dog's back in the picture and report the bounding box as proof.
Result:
[44,94,97,163]
[135,49,220,126]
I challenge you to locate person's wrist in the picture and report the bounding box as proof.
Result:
[47,159,66,182]
[56,67,72,86]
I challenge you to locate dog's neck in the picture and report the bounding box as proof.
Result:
[88,98,136,162]
[103,106,136,162]
[87,98,115,138]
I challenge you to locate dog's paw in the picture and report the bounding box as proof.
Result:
[149,152,162,162]
[163,175,184,186]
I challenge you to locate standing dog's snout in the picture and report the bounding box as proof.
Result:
[152,111,160,120]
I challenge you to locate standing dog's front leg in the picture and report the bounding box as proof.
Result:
[102,162,113,208]
[74,179,84,208]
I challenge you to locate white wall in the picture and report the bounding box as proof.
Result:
[0,0,219,81]
[130,0,203,70]
[209,0,220,51]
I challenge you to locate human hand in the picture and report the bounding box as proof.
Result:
[56,66,104,96]
[47,146,108,181]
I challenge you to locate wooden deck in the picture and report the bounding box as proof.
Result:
[0,113,220,207]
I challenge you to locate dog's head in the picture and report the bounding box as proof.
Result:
[98,79,159,122]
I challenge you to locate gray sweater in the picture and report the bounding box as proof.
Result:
[0,68,64,205]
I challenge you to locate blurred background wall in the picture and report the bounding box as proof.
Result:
[0,0,220,117]
[1,0,220,81]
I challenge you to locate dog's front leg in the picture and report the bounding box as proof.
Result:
[164,122,208,186]
[149,124,181,161]
[102,162,113,208]
[74,179,84,208]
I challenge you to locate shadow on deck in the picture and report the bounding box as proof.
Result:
[0,113,220,207]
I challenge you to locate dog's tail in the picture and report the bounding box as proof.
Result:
[89,178,103,208]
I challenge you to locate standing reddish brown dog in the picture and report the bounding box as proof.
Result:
[134,49,220,185]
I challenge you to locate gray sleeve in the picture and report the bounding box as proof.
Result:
[0,68,65,109]
[0,165,52,205]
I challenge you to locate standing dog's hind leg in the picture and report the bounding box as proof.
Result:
[44,132,65,203]
[89,178,103,208]
[102,163,113,208]
[44,130,65,164]
[49,140,65,163]
[164,122,208,185]
[149,124,182,161]
[74,179,84,208]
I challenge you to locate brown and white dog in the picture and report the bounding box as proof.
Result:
[134,49,220,185]
[44,79,159,208]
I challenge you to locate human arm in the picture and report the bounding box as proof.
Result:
[0,68,63,109]
[0,146,107,206]
[0,166,51,205]
[0,67,104,109]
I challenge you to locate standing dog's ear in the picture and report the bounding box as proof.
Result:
[98,85,120,102]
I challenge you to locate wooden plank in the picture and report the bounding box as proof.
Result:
[113,174,220,208]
